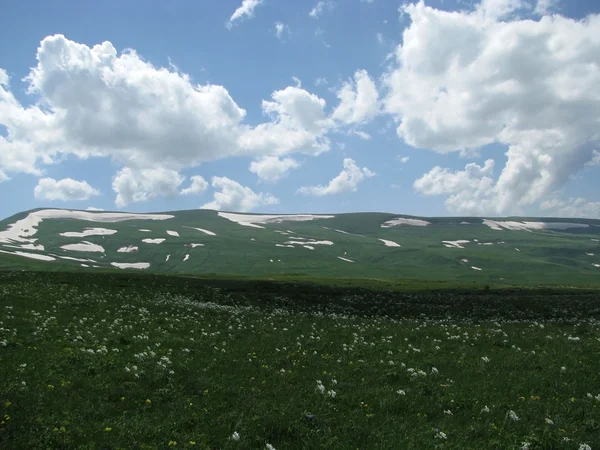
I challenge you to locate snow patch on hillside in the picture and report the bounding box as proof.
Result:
[117,246,138,253]
[338,256,355,263]
[483,220,589,231]
[60,228,117,237]
[61,241,105,253]
[0,249,56,261]
[0,209,173,248]
[166,230,180,237]
[218,212,334,228]
[111,262,150,269]
[471,266,482,271]
[379,238,401,247]
[442,240,470,249]
[184,226,216,236]
[142,238,165,244]
[285,240,333,246]
[183,254,190,261]
[381,218,430,228]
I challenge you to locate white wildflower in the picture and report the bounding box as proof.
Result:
[397,389,406,396]
[508,410,520,421]
[231,431,240,441]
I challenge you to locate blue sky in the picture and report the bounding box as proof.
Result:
[0,0,599,219]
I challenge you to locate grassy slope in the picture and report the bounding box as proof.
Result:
[0,208,599,287]
[1,271,599,449]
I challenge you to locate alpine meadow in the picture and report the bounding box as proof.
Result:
[1,0,600,449]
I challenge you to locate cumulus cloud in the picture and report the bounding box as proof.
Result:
[331,69,379,126]
[0,35,346,186]
[309,0,335,18]
[384,1,600,215]
[297,158,374,196]
[201,176,279,212]
[414,160,496,215]
[227,0,264,29]
[238,86,333,156]
[180,175,208,196]
[540,197,600,219]
[249,156,300,183]
[534,0,559,16]
[112,168,185,207]
[34,177,100,201]
[397,156,410,163]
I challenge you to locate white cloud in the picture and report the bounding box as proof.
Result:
[201,176,279,212]
[315,77,328,87]
[476,0,529,20]
[0,35,345,184]
[249,156,300,183]
[350,130,372,140]
[180,175,208,196]
[309,0,335,18]
[540,197,600,218]
[331,69,379,126]
[397,156,410,163]
[86,206,104,211]
[292,76,302,88]
[413,160,496,215]
[534,0,559,16]
[227,0,264,29]
[384,2,600,215]
[238,86,333,156]
[297,158,374,196]
[112,167,185,207]
[34,177,100,201]
[376,32,384,44]
[275,22,290,41]
[585,150,600,168]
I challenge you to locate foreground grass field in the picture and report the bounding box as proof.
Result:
[1,272,599,449]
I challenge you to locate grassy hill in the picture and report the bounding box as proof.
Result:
[0,208,599,287]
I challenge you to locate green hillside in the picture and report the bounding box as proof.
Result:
[0,208,599,287]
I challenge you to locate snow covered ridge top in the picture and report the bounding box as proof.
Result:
[218,212,335,229]
[483,220,589,231]
[0,209,174,244]
[381,218,431,228]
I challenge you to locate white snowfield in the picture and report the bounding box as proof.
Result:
[183,254,190,261]
[442,240,469,249]
[166,230,180,237]
[0,209,173,247]
[285,240,333,246]
[60,228,117,237]
[142,238,166,244]
[471,266,482,271]
[3,243,45,251]
[483,219,589,231]
[593,239,600,242]
[56,255,97,263]
[218,212,334,229]
[188,243,204,248]
[184,226,216,236]
[381,218,430,228]
[111,262,150,269]
[593,264,600,268]
[117,246,138,253]
[303,245,315,250]
[276,244,294,248]
[586,253,595,256]
[165,255,170,262]
[0,249,56,261]
[61,241,105,253]
[338,256,355,263]
[379,238,401,247]
[461,259,469,263]
[139,229,152,232]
